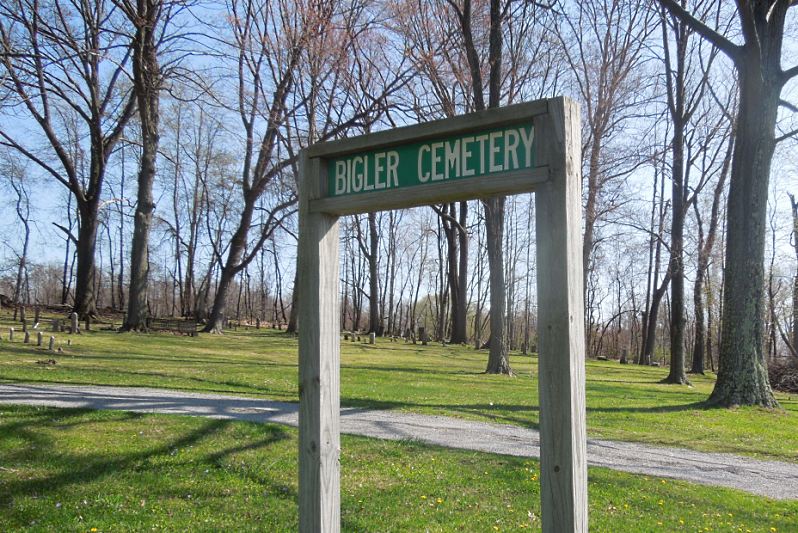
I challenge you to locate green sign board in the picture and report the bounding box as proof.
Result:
[327,123,535,197]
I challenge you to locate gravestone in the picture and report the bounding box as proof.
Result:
[37,331,43,347]
[23,330,30,344]
[48,336,55,351]
[8,327,13,342]
[70,312,79,334]
[369,332,376,345]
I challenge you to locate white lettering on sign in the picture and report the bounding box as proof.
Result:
[417,127,534,184]
[332,126,534,195]
[336,150,400,195]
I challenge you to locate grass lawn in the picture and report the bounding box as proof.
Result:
[1,405,796,532]
[0,315,796,462]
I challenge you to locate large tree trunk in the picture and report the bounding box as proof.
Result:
[125,0,161,330]
[73,204,100,319]
[451,201,468,343]
[664,125,688,384]
[484,195,512,374]
[367,211,381,335]
[709,59,778,407]
[691,265,707,374]
[204,197,255,333]
[287,270,299,333]
[640,273,670,366]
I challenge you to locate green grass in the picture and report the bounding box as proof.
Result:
[1,405,796,532]
[0,318,797,461]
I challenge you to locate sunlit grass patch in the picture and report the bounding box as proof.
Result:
[0,315,796,461]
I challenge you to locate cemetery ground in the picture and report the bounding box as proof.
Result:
[0,314,797,530]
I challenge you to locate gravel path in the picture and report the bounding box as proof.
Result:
[1,383,796,500]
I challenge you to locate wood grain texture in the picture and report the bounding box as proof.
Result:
[298,152,341,533]
[307,100,548,159]
[535,97,588,532]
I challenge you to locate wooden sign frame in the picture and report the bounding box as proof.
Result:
[297,97,586,532]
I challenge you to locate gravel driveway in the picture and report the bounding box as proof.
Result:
[1,382,796,500]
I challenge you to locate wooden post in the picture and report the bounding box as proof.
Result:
[535,97,587,532]
[48,336,55,351]
[297,98,586,531]
[37,331,43,347]
[297,151,341,533]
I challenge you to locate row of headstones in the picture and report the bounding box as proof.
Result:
[50,313,84,334]
[12,307,86,335]
[7,327,59,351]
[342,327,433,346]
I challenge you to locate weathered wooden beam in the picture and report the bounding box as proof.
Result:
[535,97,588,532]
[298,152,341,533]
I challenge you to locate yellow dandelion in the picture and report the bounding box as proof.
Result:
[770,528,777,532]
[436,498,443,504]
[658,500,664,506]
[421,495,427,500]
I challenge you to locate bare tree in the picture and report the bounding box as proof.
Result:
[658,0,798,407]
[691,102,734,374]
[0,150,33,306]
[659,0,725,384]
[552,0,655,349]
[117,0,182,329]
[0,0,136,317]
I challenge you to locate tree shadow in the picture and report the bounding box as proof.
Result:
[342,364,485,377]
[0,407,294,509]
[0,371,294,400]
[586,401,713,414]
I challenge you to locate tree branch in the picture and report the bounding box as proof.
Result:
[780,99,798,113]
[656,0,740,60]
[783,65,798,84]
[775,127,798,144]
[52,222,78,245]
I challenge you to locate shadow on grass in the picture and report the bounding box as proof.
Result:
[0,370,296,400]
[53,352,297,369]
[0,407,293,508]
[342,364,486,377]
[586,401,713,415]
